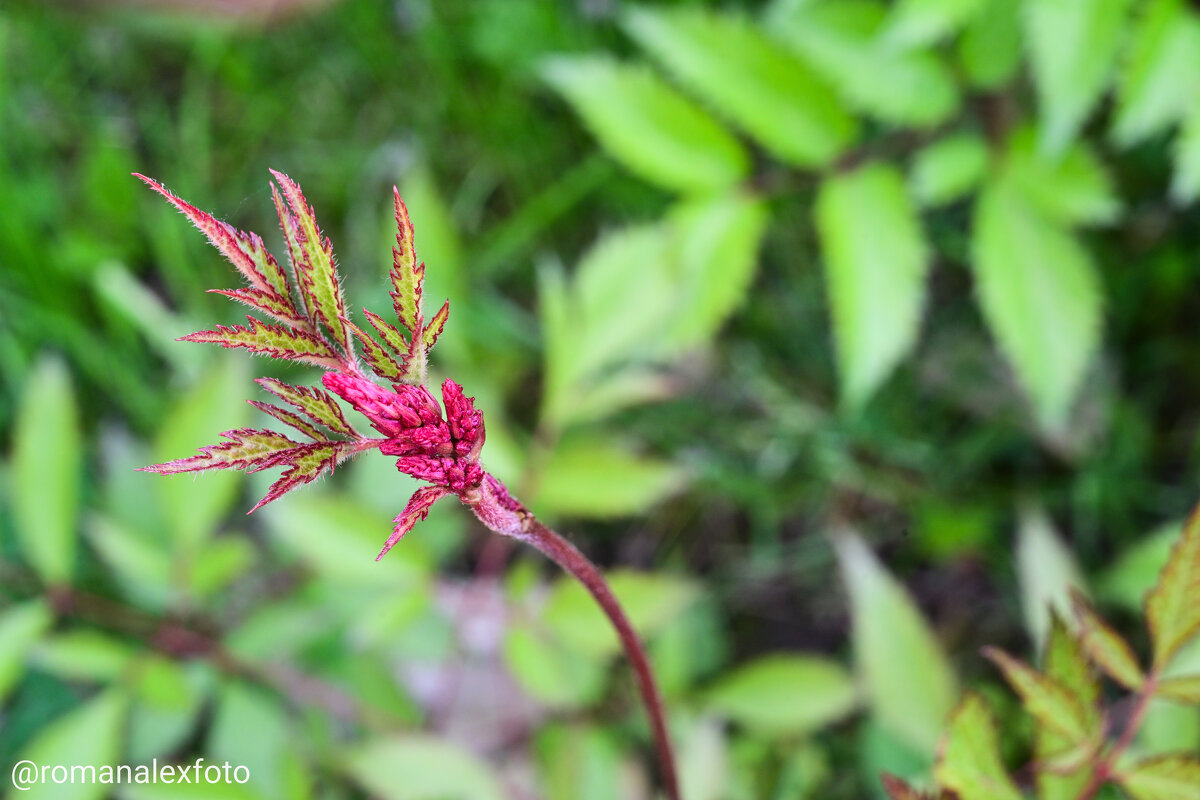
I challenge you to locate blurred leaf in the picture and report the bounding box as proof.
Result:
[956,0,1022,88]
[770,0,960,127]
[624,7,856,168]
[503,625,607,709]
[543,569,697,660]
[32,630,138,683]
[933,694,1023,800]
[1023,0,1132,154]
[86,514,173,610]
[0,599,52,704]
[120,782,264,800]
[321,653,421,727]
[882,0,986,48]
[1111,0,1200,147]
[1038,615,1099,800]
[1158,676,1200,704]
[776,742,831,799]
[1070,592,1144,689]
[704,654,858,736]
[187,534,255,599]
[1146,507,1200,670]
[860,719,935,798]
[343,736,506,800]
[1004,131,1121,226]
[971,181,1102,431]
[1171,104,1200,205]
[534,435,685,518]
[834,530,957,754]
[1016,507,1087,651]
[13,355,81,585]
[153,357,249,551]
[1097,522,1180,610]
[1117,755,1200,800]
[536,725,626,800]
[816,162,929,411]
[542,57,749,193]
[678,717,729,800]
[910,133,989,208]
[17,689,128,800]
[209,681,299,800]
[1137,696,1200,756]
[983,647,1093,745]
[128,657,210,762]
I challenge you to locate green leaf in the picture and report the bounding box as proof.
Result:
[209,681,298,800]
[1171,104,1200,206]
[543,570,697,661]
[534,435,685,518]
[187,534,255,599]
[770,0,960,127]
[882,0,986,48]
[13,355,81,584]
[909,133,989,207]
[1023,0,1133,155]
[678,718,730,800]
[1004,130,1121,226]
[704,654,858,736]
[1015,507,1087,652]
[535,725,625,800]
[1158,675,1200,704]
[502,625,607,709]
[623,7,856,168]
[343,736,506,800]
[1038,614,1100,800]
[32,630,138,682]
[542,56,749,193]
[983,647,1093,744]
[1070,592,1144,689]
[153,357,249,551]
[816,162,929,411]
[128,657,210,763]
[956,0,1022,89]
[0,600,52,703]
[834,530,957,754]
[1111,0,1200,147]
[1117,755,1200,800]
[1146,506,1200,669]
[17,689,128,800]
[85,514,173,610]
[1098,522,1181,611]
[933,694,1024,800]
[971,181,1103,431]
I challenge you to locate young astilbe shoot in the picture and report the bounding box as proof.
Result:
[136,171,681,799]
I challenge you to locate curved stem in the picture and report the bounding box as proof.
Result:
[521,518,681,800]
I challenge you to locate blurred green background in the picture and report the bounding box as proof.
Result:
[3,0,1200,798]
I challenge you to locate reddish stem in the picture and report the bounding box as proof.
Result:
[1076,673,1159,800]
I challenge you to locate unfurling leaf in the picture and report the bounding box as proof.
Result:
[248,401,327,441]
[269,169,352,354]
[1117,754,1200,800]
[377,485,451,561]
[247,441,354,513]
[422,299,450,351]
[1070,591,1144,689]
[254,377,358,437]
[343,316,405,383]
[389,189,425,337]
[933,693,1023,800]
[1146,506,1200,669]
[983,647,1093,745]
[208,287,307,327]
[140,428,303,474]
[180,316,344,371]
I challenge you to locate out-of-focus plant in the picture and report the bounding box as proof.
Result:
[135,171,686,796]
[884,505,1200,800]
[543,0,1200,443]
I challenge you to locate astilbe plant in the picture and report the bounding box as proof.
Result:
[136,170,681,799]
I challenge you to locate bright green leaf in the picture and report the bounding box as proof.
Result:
[1111,0,1200,147]
[1023,0,1133,154]
[816,162,929,411]
[1038,614,1100,800]
[209,681,298,800]
[704,654,858,736]
[343,736,506,800]
[1171,104,1200,205]
[536,725,625,800]
[933,694,1024,800]
[956,0,1022,89]
[1118,755,1200,800]
[835,530,957,754]
[17,689,128,800]
[1098,522,1181,611]
[0,599,52,703]
[882,0,986,48]
[1015,507,1087,652]
[1004,130,1121,226]
[13,355,81,585]
[910,133,989,207]
[1146,507,1200,669]
[503,625,607,709]
[542,57,749,193]
[983,647,1093,745]
[32,630,138,683]
[1071,592,1144,689]
[971,181,1103,431]
[534,435,685,518]
[624,7,856,167]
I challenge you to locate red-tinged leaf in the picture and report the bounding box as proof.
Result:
[255,377,358,437]
[341,316,404,383]
[1038,612,1100,799]
[933,693,1024,800]
[248,441,353,513]
[389,189,425,336]
[378,485,451,560]
[880,775,946,800]
[1146,504,1200,669]
[1157,674,1200,704]
[208,287,307,327]
[248,400,327,442]
[983,646,1094,745]
[135,174,291,300]
[1070,590,1144,690]
[269,170,351,354]
[423,299,450,352]
[363,308,409,357]
[1116,754,1200,800]
[140,428,300,474]
[180,316,344,370]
